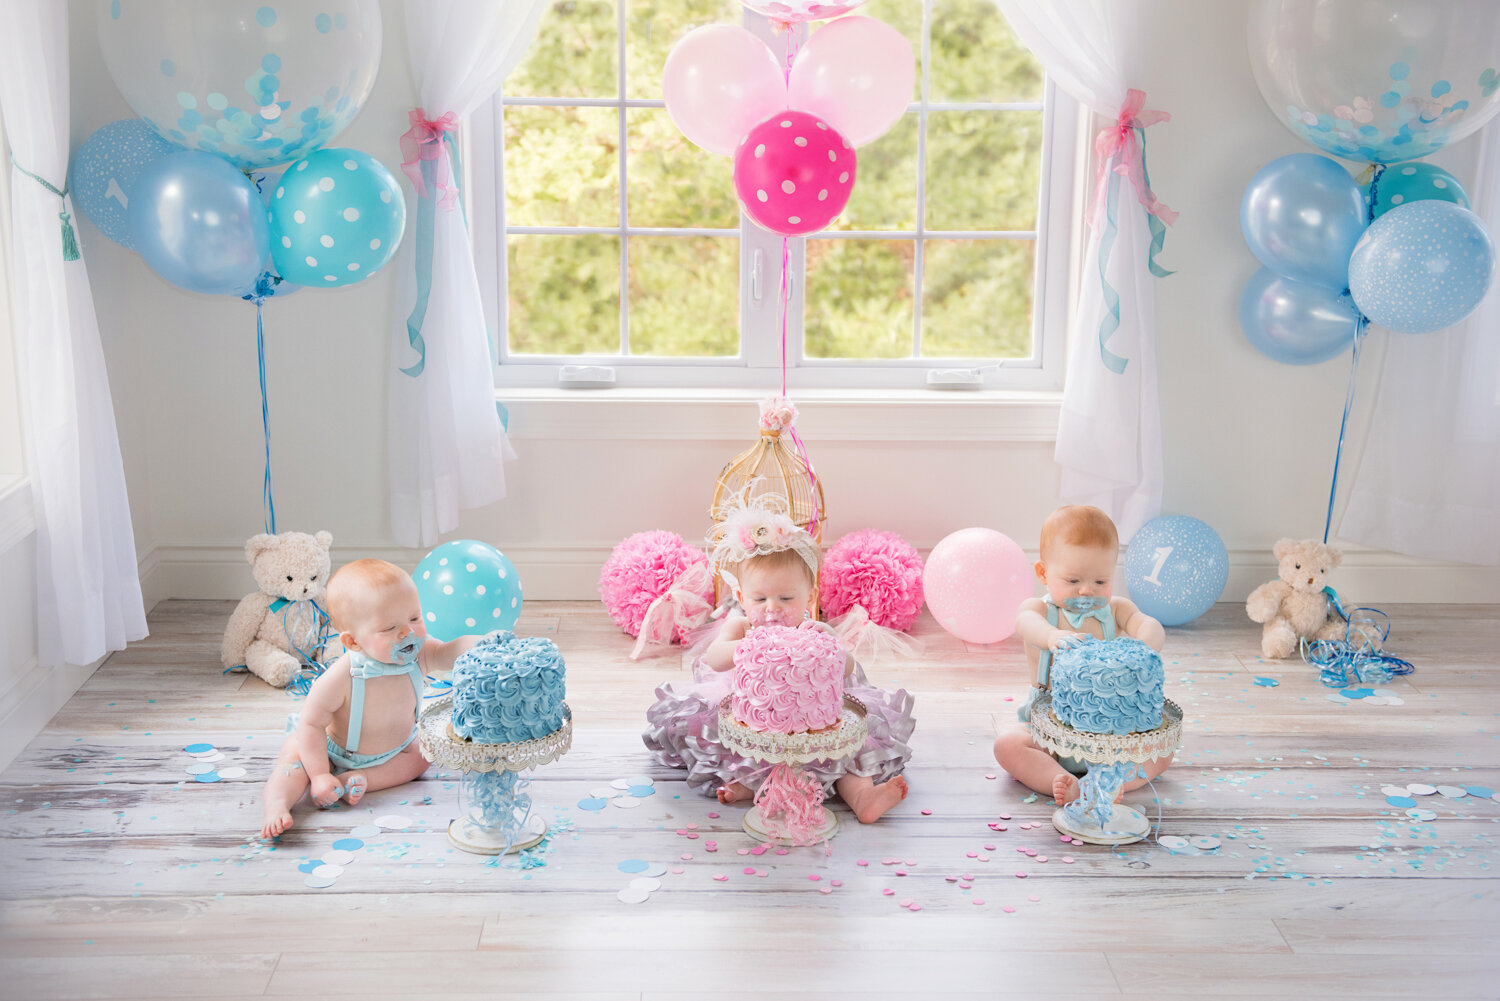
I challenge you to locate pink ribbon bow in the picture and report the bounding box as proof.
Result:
[400,107,460,210]
[1090,89,1178,231]
[629,562,715,661]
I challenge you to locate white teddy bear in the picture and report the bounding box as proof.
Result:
[1245,537,1350,660]
[220,530,338,688]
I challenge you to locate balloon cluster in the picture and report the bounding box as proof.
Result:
[662,12,914,238]
[1239,0,1499,360]
[70,1,404,298]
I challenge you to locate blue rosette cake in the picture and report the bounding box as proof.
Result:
[1049,637,1164,735]
[450,631,567,744]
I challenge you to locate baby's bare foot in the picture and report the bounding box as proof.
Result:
[846,775,908,824]
[1052,773,1080,806]
[717,782,753,805]
[342,773,367,806]
[261,804,293,840]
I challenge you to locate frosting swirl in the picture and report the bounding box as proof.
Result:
[451,631,568,744]
[1049,637,1164,735]
[731,625,844,733]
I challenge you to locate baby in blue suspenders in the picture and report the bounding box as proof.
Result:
[259,558,480,840]
[993,506,1171,807]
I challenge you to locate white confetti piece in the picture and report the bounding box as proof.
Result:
[616,887,651,903]
[197,752,225,763]
[310,864,344,879]
[1406,783,1437,796]
[303,874,338,888]
[1437,785,1468,799]
[1405,808,1437,821]
[322,850,356,866]
[1158,836,1189,850]
[1380,785,1408,797]
[629,877,662,892]
[589,787,621,799]
[375,815,410,829]
[349,824,381,838]
[610,778,631,790]
[624,775,655,787]
[216,766,247,779]
[1190,836,1221,850]
[640,862,669,877]
[610,797,643,809]
[184,762,216,775]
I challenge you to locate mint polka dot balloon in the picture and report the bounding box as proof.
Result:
[414,540,523,641]
[268,147,405,287]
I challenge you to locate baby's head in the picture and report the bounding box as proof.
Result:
[733,547,819,627]
[1035,505,1119,611]
[326,558,426,665]
[710,494,821,627]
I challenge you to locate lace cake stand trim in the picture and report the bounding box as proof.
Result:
[1029,694,1182,765]
[717,695,869,766]
[419,694,573,773]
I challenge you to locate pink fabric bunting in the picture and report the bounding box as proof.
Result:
[629,562,716,661]
[1090,89,1178,231]
[400,107,461,210]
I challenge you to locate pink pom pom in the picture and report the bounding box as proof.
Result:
[819,529,924,632]
[599,531,711,641]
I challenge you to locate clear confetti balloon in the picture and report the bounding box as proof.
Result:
[1348,200,1496,334]
[740,1,865,25]
[414,540,523,641]
[1123,516,1228,627]
[96,0,381,170]
[268,147,405,287]
[67,118,176,249]
[1247,0,1500,164]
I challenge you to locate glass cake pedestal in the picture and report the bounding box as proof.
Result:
[718,695,868,846]
[418,693,572,855]
[1028,693,1182,846]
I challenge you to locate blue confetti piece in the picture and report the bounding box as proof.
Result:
[577,798,608,811]
[331,838,364,851]
[1253,677,1279,687]
[617,859,649,873]
[184,743,214,753]
[1386,795,1417,808]
[1467,786,1494,798]
[297,860,320,873]
[628,785,656,798]
[1339,688,1374,699]
[194,772,221,783]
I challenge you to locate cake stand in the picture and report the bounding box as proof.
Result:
[1028,693,1182,846]
[718,695,868,846]
[418,693,572,855]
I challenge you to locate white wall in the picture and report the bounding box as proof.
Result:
[62,0,1499,612]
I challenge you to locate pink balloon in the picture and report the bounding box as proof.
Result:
[741,1,866,25]
[921,528,1034,645]
[663,25,788,156]
[788,16,915,147]
[733,110,856,237]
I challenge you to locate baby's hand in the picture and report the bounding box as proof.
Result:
[310,773,344,807]
[799,619,836,635]
[1047,629,1088,651]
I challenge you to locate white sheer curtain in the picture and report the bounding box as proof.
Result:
[995,0,1171,541]
[0,0,146,665]
[389,0,548,548]
[1340,123,1500,564]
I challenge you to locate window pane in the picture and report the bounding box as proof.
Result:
[926,110,1041,232]
[627,109,738,228]
[930,0,1044,104]
[505,107,620,228]
[921,238,1033,359]
[507,235,620,355]
[830,115,918,232]
[626,0,741,100]
[628,237,739,357]
[508,1,618,99]
[804,239,914,360]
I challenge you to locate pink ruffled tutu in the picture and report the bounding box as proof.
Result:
[642,657,915,797]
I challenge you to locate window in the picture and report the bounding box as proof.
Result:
[471,0,1078,391]
[0,113,26,480]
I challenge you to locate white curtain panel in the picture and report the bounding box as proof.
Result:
[0,0,146,665]
[388,0,547,548]
[1340,123,1500,564]
[995,0,1166,541]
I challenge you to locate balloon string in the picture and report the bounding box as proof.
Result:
[1323,316,1366,544]
[780,235,790,396]
[257,299,277,535]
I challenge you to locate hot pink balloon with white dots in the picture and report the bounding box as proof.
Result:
[732,110,857,238]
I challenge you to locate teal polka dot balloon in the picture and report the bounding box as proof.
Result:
[414,540,523,641]
[1368,162,1470,219]
[1348,200,1495,334]
[268,148,405,287]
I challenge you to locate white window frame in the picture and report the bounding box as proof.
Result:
[469,4,1081,392]
[0,114,27,481]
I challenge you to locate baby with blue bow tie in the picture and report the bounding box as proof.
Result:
[260,558,480,840]
[993,505,1170,808]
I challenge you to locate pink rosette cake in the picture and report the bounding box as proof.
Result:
[731,624,845,733]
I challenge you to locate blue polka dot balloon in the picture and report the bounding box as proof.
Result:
[414,540,523,641]
[267,148,405,287]
[67,119,176,249]
[1348,200,1496,335]
[1124,516,1229,627]
[1367,162,1469,219]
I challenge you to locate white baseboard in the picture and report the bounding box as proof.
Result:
[138,542,1500,604]
[0,654,105,772]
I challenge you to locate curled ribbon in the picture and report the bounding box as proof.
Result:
[753,762,825,846]
[630,562,716,661]
[400,107,460,211]
[830,604,923,667]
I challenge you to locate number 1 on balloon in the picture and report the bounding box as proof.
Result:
[1142,546,1173,586]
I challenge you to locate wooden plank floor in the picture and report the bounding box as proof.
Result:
[1,599,1497,1000]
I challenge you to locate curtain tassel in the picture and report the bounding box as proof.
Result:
[58,210,80,261]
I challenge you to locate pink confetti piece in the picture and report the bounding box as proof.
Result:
[676,829,687,836]
[961,873,974,880]
[994,825,1008,832]
[774,848,789,856]
[672,867,685,874]
[1023,850,1037,857]
[977,855,991,862]
[705,840,718,848]
[856,859,869,866]
[687,823,698,830]
[705,845,718,853]
[750,845,767,855]
[899,898,914,907]
[1015,847,1029,854]
[743,867,756,875]
[945,876,959,883]
[756,870,769,878]
[920,809,932,816]
[1061,856,1075,863]
[818,885,832,894]
[985,773,998,779]
[973,899,986,905]
[681,853,694,861]
[737,848,750,856]
[808,874,821,881]
[882,888,895,896]
[967,852,978,858]
[1036,856,1048,863]
[714,874,728,881]
[1003,695,1014,702]
[984,844,996,851]
[1027,893,1041,902]
[909,904,923,912]
[707,812,720,819]
[998,813,1012,820]
[1060,835,1073,843]
[882,857,898,865]
[895,869,907,877]
[1015,871,1028,878]
[959,881,973,889]
[685,833,699,840]
[830,879,842,887]
[906,859,918,865]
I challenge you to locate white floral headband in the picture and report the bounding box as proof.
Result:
[708,490,821,594]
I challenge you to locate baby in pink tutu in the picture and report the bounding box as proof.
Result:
[643,499,914,823]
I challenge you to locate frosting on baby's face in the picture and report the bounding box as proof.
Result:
[343,578,428,665]
[1037,542,1117,610]
[735,560,815,628]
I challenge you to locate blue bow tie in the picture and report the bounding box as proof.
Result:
[349,650,422,679]
[1048,597,1111,631]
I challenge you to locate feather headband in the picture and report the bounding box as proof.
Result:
[708,490,820,594]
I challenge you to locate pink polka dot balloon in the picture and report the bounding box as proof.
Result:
[741,1,866,25]
[733,110,856,238]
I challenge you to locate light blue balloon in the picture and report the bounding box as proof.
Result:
[415,540,523,641]
[267,148,406,287]
[1368,162,1469,219]
[1124,516,1228,627]
[128,150,269,294]
[1239,267,1360,365]
[1348,200,1496,334]
[1241,154,1368,290]
[68,118,176,249]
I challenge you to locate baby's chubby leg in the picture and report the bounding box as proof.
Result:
[260,734,310,839]
[337,742,431,806]
[835,773,909,824]
[994,727,1076,805]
